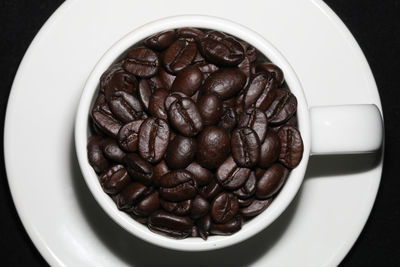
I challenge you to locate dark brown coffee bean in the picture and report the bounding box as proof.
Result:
[231,127,260,168]
[100,165,131,194]
[92,96,122,138]
[153,160,170,186]
[259,130,281,168]
[133,191,160,217]
[124,153,154,185]
[240,198,273,217]
[197,93,223,126]
[198,31,244,66]
[109,91,143,123]
[216,156,251,190]
[256,62,284,86]
[210,216,242,235]
[176,27,205,40]
[138,117,170,164]
[256,163,289,199]
[160,199,192,216]
[144,30,176,51]
[201,68,246,100]
[123,47,160,78]
[197,215,211,240]
[100,62,123,93]
[171,66,203,96]
[165,135,197,169]
[196,126,230,170]
[191,226,199,237]
[168,97,203,137]
[211,192,239,223]
[238,196,254,208]
[265,89,297,125]
[218,103,237,132]
[190,195,210,219]
[87,136,109,173]
[185,162,214,186]
[164,92,186,111]
[254,168,266,179]
[137,79,153,110]
[277,125,303,168]
[103,69,138,101]
[163,39,197,74]
[199,179,222,201]
[238,57,251,88]
[102,138,126,163]
[239,40,258,63]
[238,107,268,143]
[233,171,256,199]
[195,61,219,78]
[117,120,144,152]
[158,68,176,89]
[243,72,277,109]
[116,182,148,210]
[148,210,193,239]
[159,170,197,201]
[148,88,169,120]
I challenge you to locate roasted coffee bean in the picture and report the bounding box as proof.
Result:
[164,92,186,111]
[103,69,138,100]
[211,192,239,223]
[102,138,126,163]
[234,93,245,116]
[201,68,246,100]
[100,62,123,92]
[240,198,273,217]
[168,97,203,137]
[158,68,176,89]
[255,62,284,86]
[239,40,258,63]
[218,103,237,132]
[191,226,199,237]
[277,125,303,168]
[210,216,242,235]
[199,179,222,201]
[193,50,205,63]
[159,170,197,201]
[160,199,192,216]
[124,153,154,185]
[196,126,230,170]
[116,182,148,210]
[148,88,169,120]
[100,165,131,194]
[92,97,122,138]
[231,127,260,168]
[138,118,170,163]
[109,91,143,123]
[132,191,160,217]
[191,90,200,103]
[238,57,251,88]
[243,72,277,109]
[165,135,197,169]
[197,93,223,126]
[265,89,297,125]
[117,120,144,152]
[238,108,268,143]
[123,47,160,78]
[233,171,256,199]
[176,27,205,40]
[144,30,176,51]
[254,168,266,179]
[256,163,289,199]
[171,66,203,96]
[148,210,193,239]
[185,162,214,186]
[153,160,170,186]
[195,61,219,78]
[259,130,281,168]
[238,196,254,208]
[138,79,153,110]
[190,195,210,219]
[216,156,251,190]
[163,39,197,74]
[87,136,109,173]
[198,31,244,66]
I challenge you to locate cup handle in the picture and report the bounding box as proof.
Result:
[309,104,383,155]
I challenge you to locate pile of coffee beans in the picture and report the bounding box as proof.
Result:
[87,27,303,240]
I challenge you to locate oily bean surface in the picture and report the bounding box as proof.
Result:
[233,171,256,199]
[123,47,159,78]
[159,170,197,201]
[124,153,153,185]
[163,39,197,74]
[238,107,268,143]
[168,97,203,137]
[100,165,131,195]
[211,192,239,223]
[102,138,126,163]
[265,89,297,125]
[201,68,246,100]
[277,126,303,168]
[185,162,214,186]
[231,127,260,168]
[256,62,285,86]
[148,210,193,239]
[210,216,242,235]
[216,156,251,190]
[144,30,176,51]
[197,93,223,126]
[259,130,281,168]
[87,136,109,173]
[171,66,203,96]
[165,135,197,169]
[117,120,144,152]
[240,198,273,217]
[109,91,143,123]
[256,163,289,199]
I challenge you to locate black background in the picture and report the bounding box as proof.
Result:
[0,0,399,266]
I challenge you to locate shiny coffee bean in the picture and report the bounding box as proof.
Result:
[144,30,176,51]
[171,66,203,96]
[138,118,170,163]
[238,57,251,88]
[191,226,199,237]
[195,61,219,79]
[254,168,266,179]
[158,68,176,89]
[201,68,246,100]
[165,135,197,169]
[218,103,237,132]
[238,196,254,208]
[102,138,126,163]
[100,62,123,93]
[87,136,109,173]
[239,40,258,63]
[124,153,154,185]
[132,191,160,217]
[243,72,277,109]
[190,195,210,219]
[240,198,273,217]
[277,126,303,168]
[168,97,203,137]
[123,47,160,78]
[185,162,214,186]
[196,215,211,240]
[148,210,193,239]
[259,130,281,168]
[233,171,256,199]
[117,120,144,152]
[199,179,222,201]
[103,69,138,101]
[160,199,192,216]
[164,92,186,111]
[116,182,148,210]
[211,192,239,223]
[92,96,122,138]
[198,31,244,66]
[109,91,143,123]
[216,156,251,190]
[163,39,197,74]
[159,170,197,201]
[176,27,205,40]
[196,126,230,170]
[265,89,297,125]
[153,160,170,186]
[191,90,200,103]
[100,165,131,194]
[148,88,169,120]
[210,216,242,235]
[197,93,223,126]
[231,127,260,168]
[137,79,153,110]
[256,163,289,199]
[255,62,285,86]
[238,107,268,143]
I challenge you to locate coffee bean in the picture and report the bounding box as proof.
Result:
[239,40,258,63]
[197,215,211,240]
[103,68,138,101]
[199,179,222,201]
[211,192,239,223]
[116,182,148,210]
[165,135,197,169]
[158,68,176,89]
[238,57,251,88]
[277,125,303,168]
[102,138,126,163]
[100,62,122,92]
[265,89,297,125]
[124,153,154,185]
[148,88,169,120]
[196,126,230,170]
[176,27,205,40]
[197,93,223,126]
[190,195,210,219]
[160,199,192,216]
[259,130,281,168]
[171,66,203,96]
[148,210,193,239]
[201,68,246,100]
[191,226,199,237]
[144,30,176,51]
[123,47,160,78]
[255,62,285,86]
[185,162,214,186]
[87,136,109,173]
[137,79,153,110]
[168,97,203,137]
[216,156,251,190]
[240,198,273,217]
[243,72,277,109]
[159,170,197,201]
[238,196,254,208]
[117,120,144,152]
[195,61,219,79]
[163,39,197,74]
[100,165,131,194]
[133,191,160,217]
[233,171,256,199]
[153,160,170,186]
[109,91,143,123]
[238,107,268,143]
[164,92,186,111]
[256,163,289,199]
[210,216,242,235]
[231,127,260,168]
[254,168,266,179]
[92,95,122,138]
[218,103,237,132]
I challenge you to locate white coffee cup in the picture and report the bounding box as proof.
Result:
[75,15,383,251]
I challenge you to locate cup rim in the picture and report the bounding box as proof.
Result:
[75,14,311,251]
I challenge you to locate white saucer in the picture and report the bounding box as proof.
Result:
[4,0,383,266]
